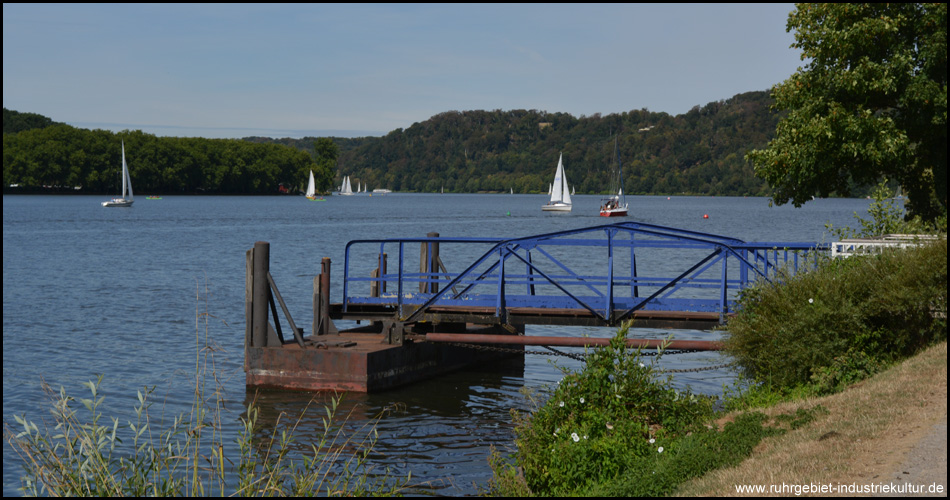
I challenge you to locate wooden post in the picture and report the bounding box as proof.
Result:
[313,257,337,336]
[252,241,269,347]
[420,238,429,293]
[245,248,254,367]
[428,232,440,295]
[380,252,387,294]
[420,232,439,293]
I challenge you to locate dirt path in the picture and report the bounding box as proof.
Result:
[874,414,947,497]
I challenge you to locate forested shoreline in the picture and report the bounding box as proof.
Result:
[2,92,873,198]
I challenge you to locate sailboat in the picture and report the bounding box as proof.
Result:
[102,141,134,207]
[305,170,320,200]
[340,176,353,195]
[542,153,572,212]
[599,137,628,217]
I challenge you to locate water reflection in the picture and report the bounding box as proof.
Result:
[243,356,527,495]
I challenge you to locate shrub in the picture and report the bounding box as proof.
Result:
[498,325,714,495]
[724,237,947,389]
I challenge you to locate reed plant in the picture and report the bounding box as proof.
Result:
[4,279,407,496]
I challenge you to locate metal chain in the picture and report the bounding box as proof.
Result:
[658,362,735,373]
[444,342,735,373]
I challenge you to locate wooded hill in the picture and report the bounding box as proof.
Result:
[252,91,785,196]
[6,91,865,197]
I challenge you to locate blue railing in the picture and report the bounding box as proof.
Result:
[342,222,828,325]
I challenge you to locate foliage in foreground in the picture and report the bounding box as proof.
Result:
[489,326,828,496]
[724,236,947,392]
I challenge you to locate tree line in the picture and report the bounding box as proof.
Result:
[0,91,870,199]
[256,91,792,197]
[3,115,338,195]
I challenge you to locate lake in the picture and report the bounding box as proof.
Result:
[2,193,875,495]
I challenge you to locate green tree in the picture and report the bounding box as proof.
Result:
[312,137,339,193]
[747,3,947,221]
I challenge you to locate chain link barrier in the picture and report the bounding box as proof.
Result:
[443,342,735,373]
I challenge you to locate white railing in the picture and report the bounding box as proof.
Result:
[831,234,940,258]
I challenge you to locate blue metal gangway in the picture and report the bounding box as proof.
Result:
[339,222,828,327]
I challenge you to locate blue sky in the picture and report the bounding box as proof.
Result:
[3,4,803,139]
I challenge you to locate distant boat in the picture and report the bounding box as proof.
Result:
[340,176,353,196]
[305,170,318,200]
[511,187,514,194]
[599,137,628,217]
[372,188,392,194]
[102,141,134,207]
[542,153,572,212]
[145,196,162,200]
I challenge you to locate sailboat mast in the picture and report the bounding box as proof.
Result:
[615,137,624,205]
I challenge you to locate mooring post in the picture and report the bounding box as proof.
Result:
[371,253,388,297]
[380,252,388,294]
[419,237,428,293]
[245,248,253,364]
[428,232,440,294]
[252,241,269,348]
[313,257,336,336]
[420,232,440,293]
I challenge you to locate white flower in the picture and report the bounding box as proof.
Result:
[571,433,580,442]
[559,401,564,407]
[584,435,588,440]
[657,446,664,453]
[649,438,655,444]
[606,422,614,430]
[808,298,814,304]
[639,362,645,368]
[579,397,585,404]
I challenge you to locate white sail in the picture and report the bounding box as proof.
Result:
[550,154,571,205]
[306,170,316,198]
[102,140,134,207]
[341,176,353,195]
[542,153,572,211]
[122,141,133,201]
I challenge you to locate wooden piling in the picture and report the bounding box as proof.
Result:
[252,241,269,348]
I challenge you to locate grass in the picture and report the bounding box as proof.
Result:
[3,279,408,496]
[675,340,947,496]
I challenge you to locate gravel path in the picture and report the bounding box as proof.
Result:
[874,414,947,497]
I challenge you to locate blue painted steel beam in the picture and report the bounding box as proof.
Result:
[341,222,829,326]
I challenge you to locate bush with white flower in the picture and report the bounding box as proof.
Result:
[504,324,713,495]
